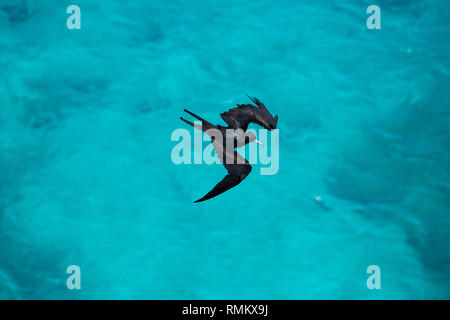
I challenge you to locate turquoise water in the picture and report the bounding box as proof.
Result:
[1,0,449,299]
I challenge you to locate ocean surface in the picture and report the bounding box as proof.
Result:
[0,0,449,299]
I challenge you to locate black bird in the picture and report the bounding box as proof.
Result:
[180,95,278,203]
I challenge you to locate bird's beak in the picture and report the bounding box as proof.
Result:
[255,140,264,147]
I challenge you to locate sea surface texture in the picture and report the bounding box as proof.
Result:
[0,0,449,299]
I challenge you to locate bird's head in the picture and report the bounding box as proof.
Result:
[245,132,264,147]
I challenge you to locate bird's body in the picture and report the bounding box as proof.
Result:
[180,96,278,202]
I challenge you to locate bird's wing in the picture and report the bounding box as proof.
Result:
[220,96,278,131]
[194,174,244,203]
[220,104,258,131]
[194,146,252,202]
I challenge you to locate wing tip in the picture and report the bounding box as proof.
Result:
[193,197,206,203]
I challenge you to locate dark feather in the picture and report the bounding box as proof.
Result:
[194,175,242,203]
[220,96,278,131]
[194,163,252,203]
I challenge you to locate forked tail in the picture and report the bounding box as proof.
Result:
[180,109,216,132]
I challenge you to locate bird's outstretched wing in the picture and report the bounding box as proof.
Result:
[194,174,243,203]
[194,152,252,203]
[220,95,278,131]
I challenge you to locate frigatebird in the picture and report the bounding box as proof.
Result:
[180,95,278,203]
